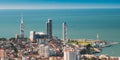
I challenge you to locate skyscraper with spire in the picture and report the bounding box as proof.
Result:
[20,16,24,39]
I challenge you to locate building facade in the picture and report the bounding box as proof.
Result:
[46,19,52,39]
[0,48,5,60]
[30,31,36,41]
[64,47,77,60]
[38,44,50,57]
[62,22,67,41]
[29,31,47,42]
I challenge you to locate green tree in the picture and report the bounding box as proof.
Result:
[0,38,7,41]
[9,37,16,41]
[10,43,18,53]
[86,44,92,54]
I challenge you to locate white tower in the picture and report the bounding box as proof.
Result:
[96,33,99,40]
[20,16,24,39]
[63,22,67,41]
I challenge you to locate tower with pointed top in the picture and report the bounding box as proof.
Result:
[20,16,24,39]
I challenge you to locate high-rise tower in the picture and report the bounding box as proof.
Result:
[20,16,24,39]
[46,19,52,39]
[63,22,67,41]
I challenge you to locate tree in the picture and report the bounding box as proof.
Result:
[10,43,18,53]
[86,44,92,54]
[9,37,16,41]
[0,38,7,41]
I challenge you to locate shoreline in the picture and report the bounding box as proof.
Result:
[68,39,120,56]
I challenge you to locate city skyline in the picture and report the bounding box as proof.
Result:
[0,0,120,9]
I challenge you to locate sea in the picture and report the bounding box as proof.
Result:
[0,9,120,56]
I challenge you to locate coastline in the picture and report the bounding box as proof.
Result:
[68,39,120,56]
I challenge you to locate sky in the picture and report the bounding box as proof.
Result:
[0,0,120,9]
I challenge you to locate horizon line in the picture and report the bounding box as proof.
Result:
[0,7,120,10]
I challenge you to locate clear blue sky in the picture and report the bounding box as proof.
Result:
[0,0,120,9]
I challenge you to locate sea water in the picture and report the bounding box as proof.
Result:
[0,9,120,56]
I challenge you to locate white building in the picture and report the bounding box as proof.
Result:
[15,34,19,39]
[29,31,47,42]
[30,31,35,41]
[76,50,81,60]
[64,47,77,60]
[38,44,50,57]
[62,22,67,41]
[22,56,29,60]
[119,57,120,60]
[44,45,50,57]
[0,48,5,60]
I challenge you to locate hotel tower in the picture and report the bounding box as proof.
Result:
[63,22,67,41]
[46,19,52,39]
